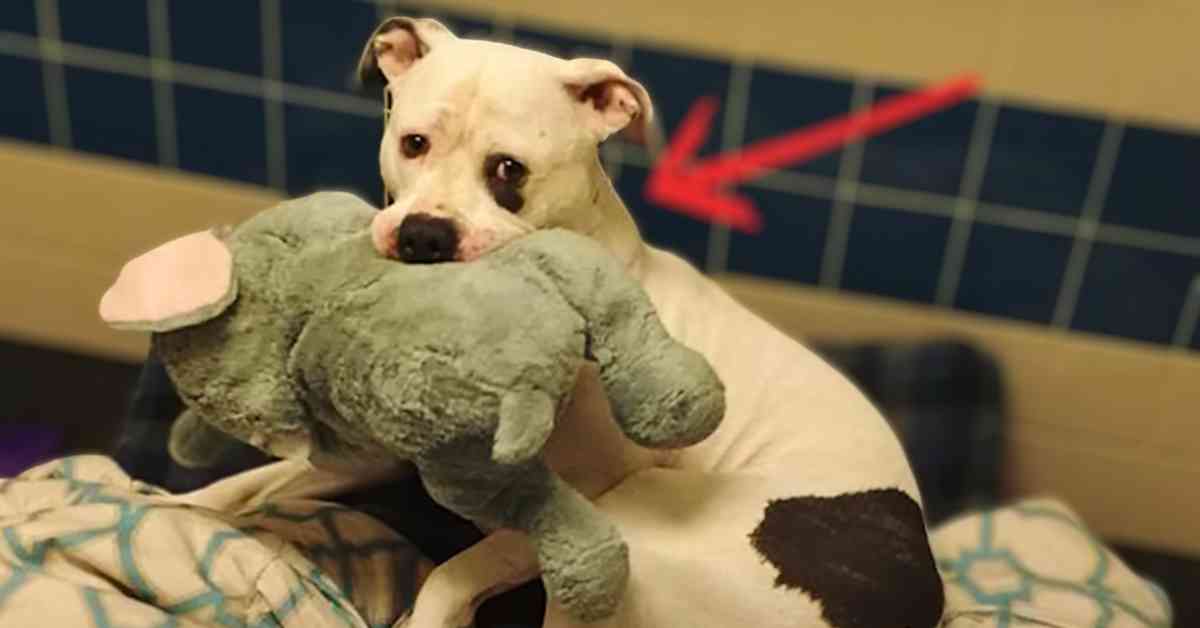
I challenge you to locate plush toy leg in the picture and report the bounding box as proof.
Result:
[510,466,629,623]
[420,460,629,623]
[167,408,247,468]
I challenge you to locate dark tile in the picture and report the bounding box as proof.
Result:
[979,106,1104,215]
[511,26,612,60]
[0,0,37,35]
[1071,243,1200,345]
[725,187,832,284]
[841,203,951,302]
[58,0,149,56]
[954,223,1072,323]
[174,85,267,185]
[431,8,495,41]
[374,2,493,39]
[628,44,730,160]
[0,55,50,144]
[284,104,381,201]
[617,165,709,268]
[168,0,261,76]
[64,66,157,164]
[280,1,380,93]
[742,66,853,178]
[859,84,978,196]
[1104,125,1200,238]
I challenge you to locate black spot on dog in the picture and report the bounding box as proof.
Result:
[748,489,944,628]
[487,179,524,213]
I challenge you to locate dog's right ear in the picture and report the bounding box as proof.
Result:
[357,17,456,88]
[99,229,238,332]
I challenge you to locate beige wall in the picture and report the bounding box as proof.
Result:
[426,0,1200,131]
[0,140,280,360]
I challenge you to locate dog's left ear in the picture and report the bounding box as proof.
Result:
[560,59,654,143]
[357,17,456,88]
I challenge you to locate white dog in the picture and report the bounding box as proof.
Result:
[192,17,947,628]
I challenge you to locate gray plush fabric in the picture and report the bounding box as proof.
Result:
[153,191,726,621]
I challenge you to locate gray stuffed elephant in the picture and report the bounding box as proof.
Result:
[99,191,725,621]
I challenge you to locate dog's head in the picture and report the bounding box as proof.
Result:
[357,17,653,264]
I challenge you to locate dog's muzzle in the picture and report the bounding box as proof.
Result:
[396,213,459,264]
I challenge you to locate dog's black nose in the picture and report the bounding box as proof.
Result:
[395,213,459,264]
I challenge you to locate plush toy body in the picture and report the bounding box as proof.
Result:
[100,191,725,621]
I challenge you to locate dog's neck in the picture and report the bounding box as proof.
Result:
[569,156,649,278]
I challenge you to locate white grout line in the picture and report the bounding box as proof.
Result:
[146,0,178,168]
[819,79,873,289]
[975,202,1079,237]
[853,181,954,217]
[260,0,287,191]
[935,98,999,306]
[760,168,838,200]
[1052,121,1125,327]
[33,0,71,148]
[705,59,753,275]
[1172,276,1200,349]
[0,31,382,117]
[1096,222,1200,258]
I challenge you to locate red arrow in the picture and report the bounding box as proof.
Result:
[645,73,982,233]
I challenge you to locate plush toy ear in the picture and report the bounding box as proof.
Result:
[356,16,457,88]
[99,229,238,332]
[560,58,654,143]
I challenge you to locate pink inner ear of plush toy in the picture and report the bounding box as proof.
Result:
[99,230,237,332]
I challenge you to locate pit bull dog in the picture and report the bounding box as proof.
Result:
[172,16,946,628]
[349,16,945,628]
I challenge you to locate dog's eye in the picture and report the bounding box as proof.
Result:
[488,156,527,186]
[400,134,429,158]
[483,154,527,213]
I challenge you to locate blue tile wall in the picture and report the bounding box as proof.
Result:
[618,165,710,268]
[1072,244,1200,345]
[168,0,262,77]
[3,1,1200,351]
[58,0,149,56]
[511,27,611,60]
[725,187,831,284]
[841,204,951,303]
[174,85,268,185]
[283,103,380,201]
[0,55,49,144]
[628,44,731,159]
[954,224,1072,323]
[1103,126,1200,239]
[742,66,852,178]
[0,1,37,36]
[859,85,979,196]
[64,66,157,163]
[978,106,1103,215]
[420,6,495,40]
[279,1,379,93]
